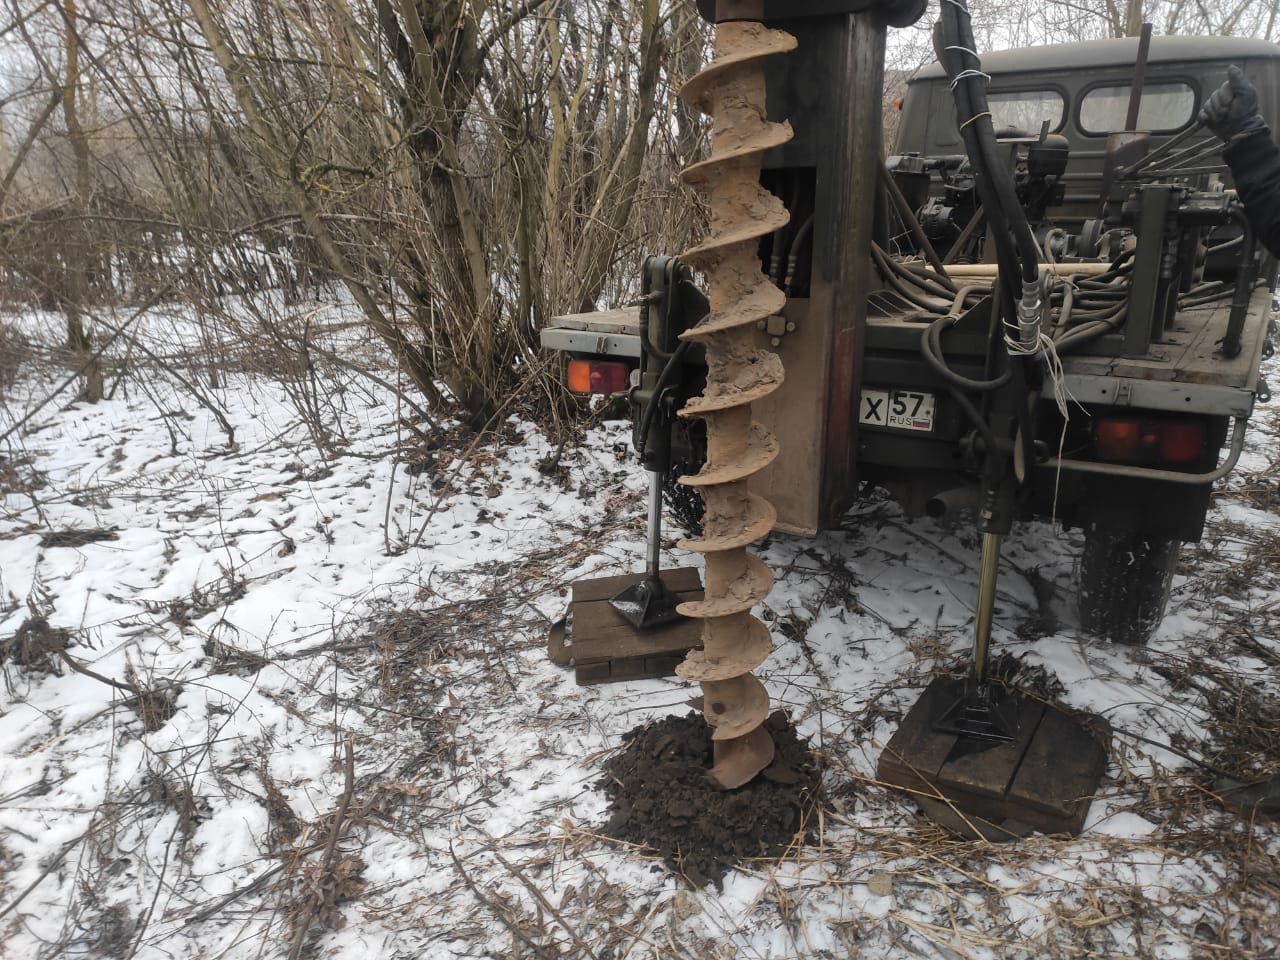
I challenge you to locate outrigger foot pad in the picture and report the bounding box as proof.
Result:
[933,678,1020,743]
[610,576,685,630]
[877,676,1109,839]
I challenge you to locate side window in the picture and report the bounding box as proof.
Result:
[987,90,1066,134]
[930,82,960,148]
[1079,81,1197,134]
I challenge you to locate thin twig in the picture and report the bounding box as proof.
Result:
[448,844,559,960]
[490,845,602,960]
[0,832,86,921]
[286,735,356,960]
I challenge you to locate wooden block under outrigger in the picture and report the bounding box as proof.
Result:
[877,677,1110,840]
[548,567,703,685]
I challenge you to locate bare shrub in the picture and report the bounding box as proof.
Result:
[1,616,70,675]
[123,661,180,733]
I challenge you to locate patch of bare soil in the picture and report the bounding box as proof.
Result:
[600,711,821,888]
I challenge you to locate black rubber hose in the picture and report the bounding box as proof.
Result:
[940,1,1040,284]
[936,31,1021,320]
[1054,311,1127,351]
[921,314,1012,391]
[784,213,815,296]
[943,66,1016,281]
[873,246,955,308]
[1222,206,1258,359]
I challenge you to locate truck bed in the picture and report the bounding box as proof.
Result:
[541,285,1269,421]
[538,308,644,357]
[1059,286,1269,418]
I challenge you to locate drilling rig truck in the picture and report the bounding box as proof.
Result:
[540,0,1278,802]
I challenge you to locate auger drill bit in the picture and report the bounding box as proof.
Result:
[673,4,795,790]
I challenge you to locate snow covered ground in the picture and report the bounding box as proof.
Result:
[1,299,1278,959]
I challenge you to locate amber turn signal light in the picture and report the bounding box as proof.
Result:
[567,359,629,395]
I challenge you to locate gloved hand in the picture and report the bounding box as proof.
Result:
[1199,65,1269,142]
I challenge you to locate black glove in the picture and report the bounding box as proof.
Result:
[1199,65,1269,143]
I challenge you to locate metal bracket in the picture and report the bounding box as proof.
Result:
[754,313,798,347]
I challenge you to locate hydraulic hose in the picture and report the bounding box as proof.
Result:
[873,245,955,311]
[921,314,1012,391]
[938,3,1040,285]
[1223,206,1259,359]
[783,213,815,296]
[1053,309,1127,352]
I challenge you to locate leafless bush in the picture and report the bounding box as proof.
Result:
[0,0,708,431]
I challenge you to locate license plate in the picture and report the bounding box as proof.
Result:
[859,388,936,432]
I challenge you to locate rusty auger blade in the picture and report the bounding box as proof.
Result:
[674,9,794,790]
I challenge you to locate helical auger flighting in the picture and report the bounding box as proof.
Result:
[674,12,795,789]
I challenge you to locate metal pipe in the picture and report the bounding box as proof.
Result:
[1121,119,1204,176]
[972,532,1002,683]
[939,262,1115,278]
[925,485,981,518]
[1140,163,1229,179]
[943,208,986,265]
[645,469,663,579]
[1123,23,1154,132]
[1139,138,1224,175]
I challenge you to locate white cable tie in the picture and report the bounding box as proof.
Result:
[949,68,991,90]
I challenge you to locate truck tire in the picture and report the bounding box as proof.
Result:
[1078,527,1179,645]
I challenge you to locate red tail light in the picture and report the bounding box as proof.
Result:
[567,359,629,395]
[1093,417,1205,464]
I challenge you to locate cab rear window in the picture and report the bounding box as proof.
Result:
[1079,81,1197,134]
[987,89,1066,134]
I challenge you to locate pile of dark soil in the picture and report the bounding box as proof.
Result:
[599,711,821,888]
